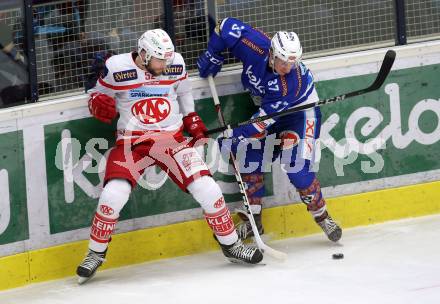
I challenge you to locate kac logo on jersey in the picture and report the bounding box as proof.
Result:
[113,69,138,82]
[131,97,171,124]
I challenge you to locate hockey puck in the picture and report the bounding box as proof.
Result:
[332,253,344,259]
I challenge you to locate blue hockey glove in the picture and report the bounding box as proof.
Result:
[216,128,244,156]
[197,50,224,78]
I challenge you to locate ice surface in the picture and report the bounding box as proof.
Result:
[1,214,439,304]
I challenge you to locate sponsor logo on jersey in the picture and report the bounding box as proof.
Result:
[131,97,171,124]
[163,64,184,76]
[245,65,265,94]
[128,87,169,100]
[294,66,302,96]
[304,118,316,158]
[241,38,265,55]
[280,130,299,150]
[113,69,138,82]
[280,75,288,96]
[305,119,315,140]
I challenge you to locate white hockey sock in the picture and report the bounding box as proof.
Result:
[89,179,131,252]
[309,205,327,220]
[187,176,238,245]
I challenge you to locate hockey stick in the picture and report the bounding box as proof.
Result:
[208,76,287,261]
[207,50,396,135]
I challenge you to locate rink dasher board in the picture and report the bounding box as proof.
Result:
[1,181,440,291]
[0,41,439,291]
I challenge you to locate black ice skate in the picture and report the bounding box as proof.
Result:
[236,213,264,241]
[220,239,263,264]
[76,249,106,284]
[316,212,342,242]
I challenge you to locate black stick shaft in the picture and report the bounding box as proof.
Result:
[207,50,396,135]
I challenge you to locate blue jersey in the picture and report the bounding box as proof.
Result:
[208,18,316,138]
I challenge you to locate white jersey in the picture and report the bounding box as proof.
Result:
[89,52,195,143]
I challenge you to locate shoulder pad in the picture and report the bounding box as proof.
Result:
[105,53,139,83]
[163,52,186,76]
[105,53,134,72]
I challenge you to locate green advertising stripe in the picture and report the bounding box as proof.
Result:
[0,51,439,290]
[0,131,28,245]
[40,63,440,234]
[1,180,440,291]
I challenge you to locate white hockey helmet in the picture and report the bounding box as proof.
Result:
[270,31,303,64]
[138,29,175,65]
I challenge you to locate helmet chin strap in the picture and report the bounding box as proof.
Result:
[137,51,154,74]
[143,54,150,67]
[136,50,148,67]
[269,49,274,65]
[268,50,276,73]
[135,51,154,74]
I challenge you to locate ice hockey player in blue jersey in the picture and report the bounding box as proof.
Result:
[197,17,342,242]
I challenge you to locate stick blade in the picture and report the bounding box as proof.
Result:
[370,49,396,90]
[260,244,288,261]
[253,233,288,261]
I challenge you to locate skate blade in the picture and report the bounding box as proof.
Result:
[77,273,96,285]
[226,257,266,266]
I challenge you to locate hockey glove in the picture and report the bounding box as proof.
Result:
[197,50,224,78]
[183,112,208,142]
[217,128,242,156]
[88,93,117,124]
[217,127,265,155]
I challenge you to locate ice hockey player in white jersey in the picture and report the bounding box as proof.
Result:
[76,29,263,284]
